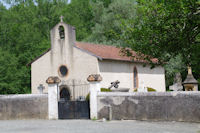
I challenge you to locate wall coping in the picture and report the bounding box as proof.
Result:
[97,92,200,97]
[0,94,48,99]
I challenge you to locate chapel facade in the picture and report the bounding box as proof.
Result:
[29,18,166,99]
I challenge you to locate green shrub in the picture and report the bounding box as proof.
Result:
[147,87,156,92]
[134,87,156,92]
[86,93,90,101]
[101,88,111,92]
[86,88,111,101]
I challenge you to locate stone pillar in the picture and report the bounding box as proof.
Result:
[87,74,102,119]
[46,76,61,120]
[183,67,198,91]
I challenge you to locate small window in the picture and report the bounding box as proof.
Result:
[59,65,68,77]
[59,26,65,39]
[133,67,138,89]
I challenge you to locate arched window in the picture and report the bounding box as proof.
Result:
[59,25,65,39]
[133,67,138,89]
[60,86,70,100]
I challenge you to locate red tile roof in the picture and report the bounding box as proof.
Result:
[75,42,158,63]
[27,42,158,66]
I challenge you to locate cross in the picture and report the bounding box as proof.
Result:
[38,84,45,94]
[60,16,64,22]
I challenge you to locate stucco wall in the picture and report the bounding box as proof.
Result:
[31,21,165,94]
[32,47,98,95]
[31,22,99,94]
[31,51,51,93]
[97,92,200,122]
[98,60,165,92]
[72,47,99,82]
[0,94,48,120]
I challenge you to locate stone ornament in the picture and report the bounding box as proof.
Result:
[46,76,61,84]
[183,67,198,91]
[108,80,120,89]
[169,72,183,91]
[87,74,102,82]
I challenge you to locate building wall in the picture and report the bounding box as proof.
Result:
[31,22,99,95]
[31,47,98,96]
[98,60,133,89]
[137,64,165,92]
[31,51,51,93]
[0,94,48,120]
[72,47,99,82]
[31,21,165,94]
[98,60,165,92]
[97,92,200,122]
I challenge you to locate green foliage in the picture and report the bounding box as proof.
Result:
[0,0,199,94]
[164,54,186,88]
[0,0,94,94]
[63,0,94,40]
[101,88,111,92]
[121,0,200,63]
[147,87,156,92]
[86,93,90,101]
[134,87,156,92]
[86,88,111,101]
[85,0,137,46]
[119,0,200,86]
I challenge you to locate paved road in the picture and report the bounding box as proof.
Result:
[0,120,199,133]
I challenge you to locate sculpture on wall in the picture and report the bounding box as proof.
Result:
[108,80,120,90]
[169,72,183,91]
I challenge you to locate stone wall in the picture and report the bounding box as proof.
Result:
[97,92,200,122]
[0,94,48,120]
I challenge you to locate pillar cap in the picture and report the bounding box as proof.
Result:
[46,76,61,84]
[87,74,102,82]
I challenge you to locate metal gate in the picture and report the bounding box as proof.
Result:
[58,100,90,119]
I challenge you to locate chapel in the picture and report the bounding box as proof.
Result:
[28,17,166,100]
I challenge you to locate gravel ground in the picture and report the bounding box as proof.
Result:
[0,120,199,133]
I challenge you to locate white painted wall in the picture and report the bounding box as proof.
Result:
[31,22,99,95]
[98,60,132,89]
[98,60,166,92]
[31,21,166,94]
[72,47,99,82]
[31,51,51,93]
[137,64,166,92]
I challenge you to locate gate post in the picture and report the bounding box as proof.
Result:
[46,76,61,120]
[87,74,102,119]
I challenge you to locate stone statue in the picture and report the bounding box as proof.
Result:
[108,80,120,90]
[169,73,183,91]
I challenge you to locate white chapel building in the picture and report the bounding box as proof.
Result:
[29,19,166,99]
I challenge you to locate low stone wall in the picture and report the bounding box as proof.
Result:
[0,94,48,120]
[97,92,200,122]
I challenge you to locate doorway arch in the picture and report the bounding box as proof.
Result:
[59,85,70,100]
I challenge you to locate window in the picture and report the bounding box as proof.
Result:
[59,65,68,77]
[133,67,138,89]
[59,25,65,39]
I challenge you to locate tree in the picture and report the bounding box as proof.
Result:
[121,0,200,64]
[119,0,200,88]
[62,0,94,41]
[0,0,94,94]
[85,0,137,46]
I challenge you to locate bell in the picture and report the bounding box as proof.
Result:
[59,26,65,39]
